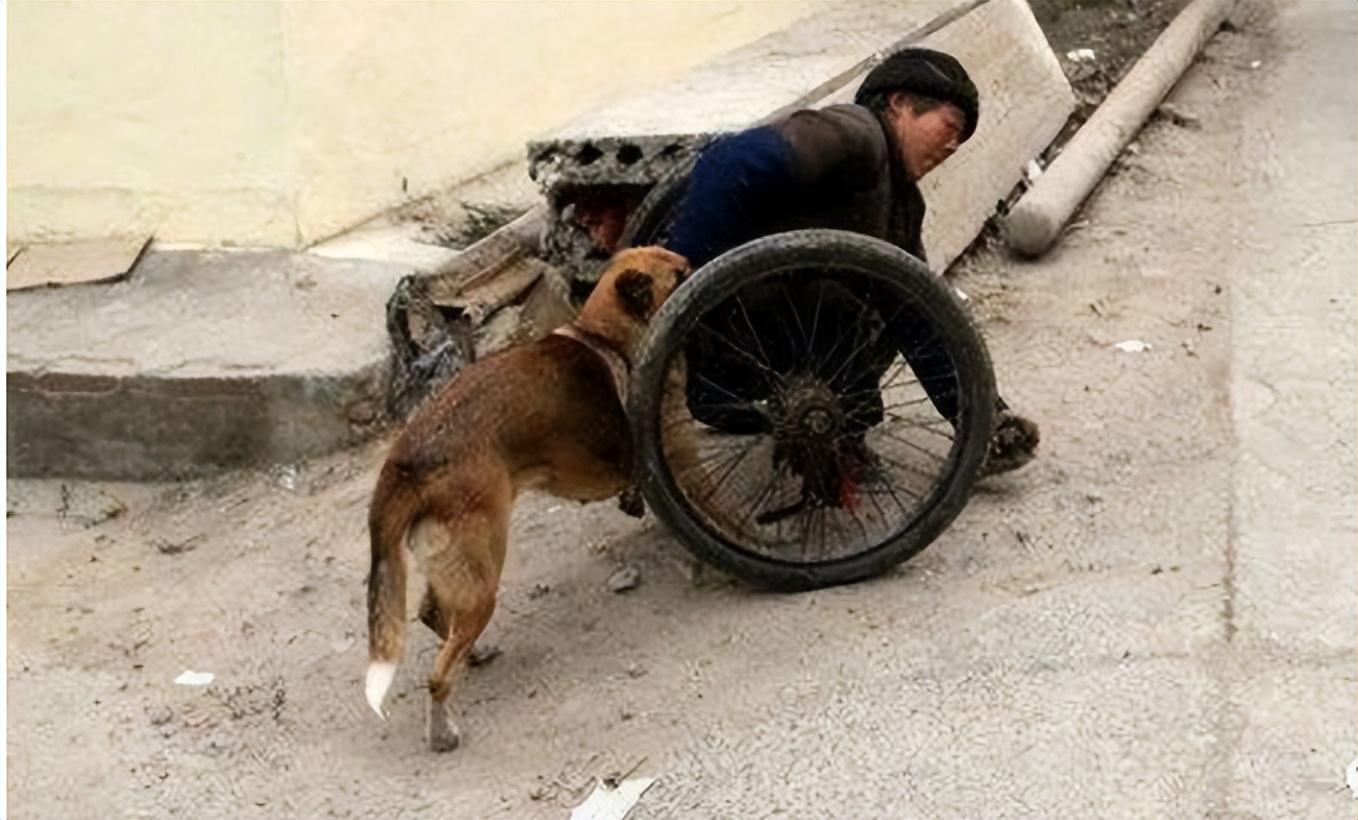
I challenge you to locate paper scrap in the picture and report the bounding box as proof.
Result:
[174,670,215,686]
[6,235,151,292]
[1113,340,1151,353]
[570,777,657,820]
[1345,755,1358,798]
[1067,48,1096,62]
[1025,159,1044,182]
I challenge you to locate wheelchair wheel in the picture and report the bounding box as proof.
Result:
[628,229,996,591]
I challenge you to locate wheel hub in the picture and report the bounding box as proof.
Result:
[773,375,844,441]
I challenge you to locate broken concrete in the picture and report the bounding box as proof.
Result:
[6,250,408,480]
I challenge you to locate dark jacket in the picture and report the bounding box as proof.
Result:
[665,104,927,270]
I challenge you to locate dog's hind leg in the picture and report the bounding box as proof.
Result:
[421,484,510,753]
[424,555,501,752]
[418,587,450,638]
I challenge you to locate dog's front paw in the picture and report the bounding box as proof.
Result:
[618,487,645,518]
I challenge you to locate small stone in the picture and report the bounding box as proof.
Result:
[527,582,551,600]
[625,663,648,679]
[607,566,641,593]
[149,706,174,726]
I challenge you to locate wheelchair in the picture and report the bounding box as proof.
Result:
[618,162,997,591]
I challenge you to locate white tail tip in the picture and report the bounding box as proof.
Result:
[365,661,397,720]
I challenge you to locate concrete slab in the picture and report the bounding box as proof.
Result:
[6,249,409,479]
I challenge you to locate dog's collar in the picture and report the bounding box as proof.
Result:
[551,325,630,405]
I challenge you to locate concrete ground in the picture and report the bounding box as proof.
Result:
[6,2,1354,817]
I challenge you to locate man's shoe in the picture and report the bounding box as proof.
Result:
[981,410,1040,477]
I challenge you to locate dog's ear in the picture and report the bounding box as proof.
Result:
[614,268,654,318]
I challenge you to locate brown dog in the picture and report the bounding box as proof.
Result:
[365,246,689,751]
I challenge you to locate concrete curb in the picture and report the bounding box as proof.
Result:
[6,250,408,480]
[1002,0,1239,257]
[7,364,388,480]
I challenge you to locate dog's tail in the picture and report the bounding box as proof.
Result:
[365,464,422,719]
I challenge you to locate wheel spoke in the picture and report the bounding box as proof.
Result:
[884,411,957,442]
[734,294,777,377]
[695,324,786,389]
[698,438,761,503]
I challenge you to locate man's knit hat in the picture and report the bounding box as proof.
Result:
[854,48,979,143]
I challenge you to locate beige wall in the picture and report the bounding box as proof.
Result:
[8,0,827,249]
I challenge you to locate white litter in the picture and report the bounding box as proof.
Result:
[1025,159,1044,182]
[952,286,970,303]
[1067,48,1096,62]
[570,777,657,820]
[1113,340,1151,353]
[173,670,214,686]
[1250,60,1261,69]
[1345,755,1358,798]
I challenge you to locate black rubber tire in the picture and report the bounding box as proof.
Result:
[628,229,997,591]
[617,153,696,249]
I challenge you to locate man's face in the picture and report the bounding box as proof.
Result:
[574,201,629,253]
[890,95,966,181]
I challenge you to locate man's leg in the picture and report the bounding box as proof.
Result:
[888,300,1039,476]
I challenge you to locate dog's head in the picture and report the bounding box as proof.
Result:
[578,246,690,345]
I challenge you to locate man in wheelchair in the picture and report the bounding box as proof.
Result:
[662,48,1040,494]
